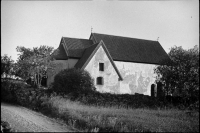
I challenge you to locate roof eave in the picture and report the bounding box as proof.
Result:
[61,37,69,59]
[99,40,123,81]
[81,44,100,70]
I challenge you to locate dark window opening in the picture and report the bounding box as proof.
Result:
[97,77,103,85]
[99,63,104,71]
[151,84,155,97]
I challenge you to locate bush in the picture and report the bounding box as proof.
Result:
[1,79,47,110]
[1,80,13,103]
[52,68,95,95]
[1,79,27,103]
[14,87,46,110]
[63,89,161,109]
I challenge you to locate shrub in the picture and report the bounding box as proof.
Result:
[62,89,161,109]
[52,68,95,95]
[1,80,13,103]
[1,79,47,110]
[1,79,27,103]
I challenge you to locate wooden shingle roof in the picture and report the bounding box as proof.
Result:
[50,44,68,60]
[74,43,99,69]
[63,37,93,58]
[52,33,170,65]
[51,37,93,60]
[63,37,93,50]
[90,33,170,65]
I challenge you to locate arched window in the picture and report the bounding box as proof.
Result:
[151,84,157,97]
[151,84,155,97]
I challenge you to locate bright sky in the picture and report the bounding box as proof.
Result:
[1,0,199,62]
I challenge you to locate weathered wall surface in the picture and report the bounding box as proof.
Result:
[47,47,157,96]
[84,46,157,96]
[47,59,78,86]
[114,61,157,96]
[85,46,120,93]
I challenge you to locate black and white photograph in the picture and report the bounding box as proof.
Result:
[1,0,199,132]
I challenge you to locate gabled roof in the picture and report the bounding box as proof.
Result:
[74,43,98,69]
[90,33,170,65]
[51,37,93,60]
[52,33,170,65]
[63,37,93,58]
[75,40,123,81]
[50,43,68,60]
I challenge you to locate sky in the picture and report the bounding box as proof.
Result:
[1,0,199,62]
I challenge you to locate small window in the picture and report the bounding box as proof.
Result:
[97,77,103,85]
[99,63,104,71]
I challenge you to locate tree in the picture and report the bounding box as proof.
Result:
[1,54,15,78]
[154,45,199,104]
[52,68,95,95]
[15,45,54,87]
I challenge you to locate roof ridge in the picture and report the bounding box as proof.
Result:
[66,42,98,50]
[62,36,91,41]
[92,32,157,42]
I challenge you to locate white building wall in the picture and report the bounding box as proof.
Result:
[114,61,157,96]
[46,49,157,96]
[84,46,158,96]
[85,46,119,93]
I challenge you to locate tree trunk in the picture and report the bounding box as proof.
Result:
[39,73,42,88]
[34,74,37,87]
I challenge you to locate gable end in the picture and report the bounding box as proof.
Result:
[75,40,123,81]
[99,40,123,81]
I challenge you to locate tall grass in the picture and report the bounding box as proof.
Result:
[42,95,199,132]
[1,79,199,132]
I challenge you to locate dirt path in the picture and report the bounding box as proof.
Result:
[1,103,74,132]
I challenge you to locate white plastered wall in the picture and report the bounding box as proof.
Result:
[114,61,157,96]
[84,45,158,96]
[47,49,157,96]
[84,46,120,93]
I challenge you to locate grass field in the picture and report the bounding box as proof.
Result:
[42,96,199,132]
[2,79,198,132]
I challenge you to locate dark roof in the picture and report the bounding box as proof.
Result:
[68,49,85,58]
[63,37,93,58]
[63,37,93,49]
[52,33,170,65]
[90,33,170,65]
[74,43,99,69]
[62,37,93,50]
[50,44,68,60]
[51,37,93,59]
[74,40,123,80]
